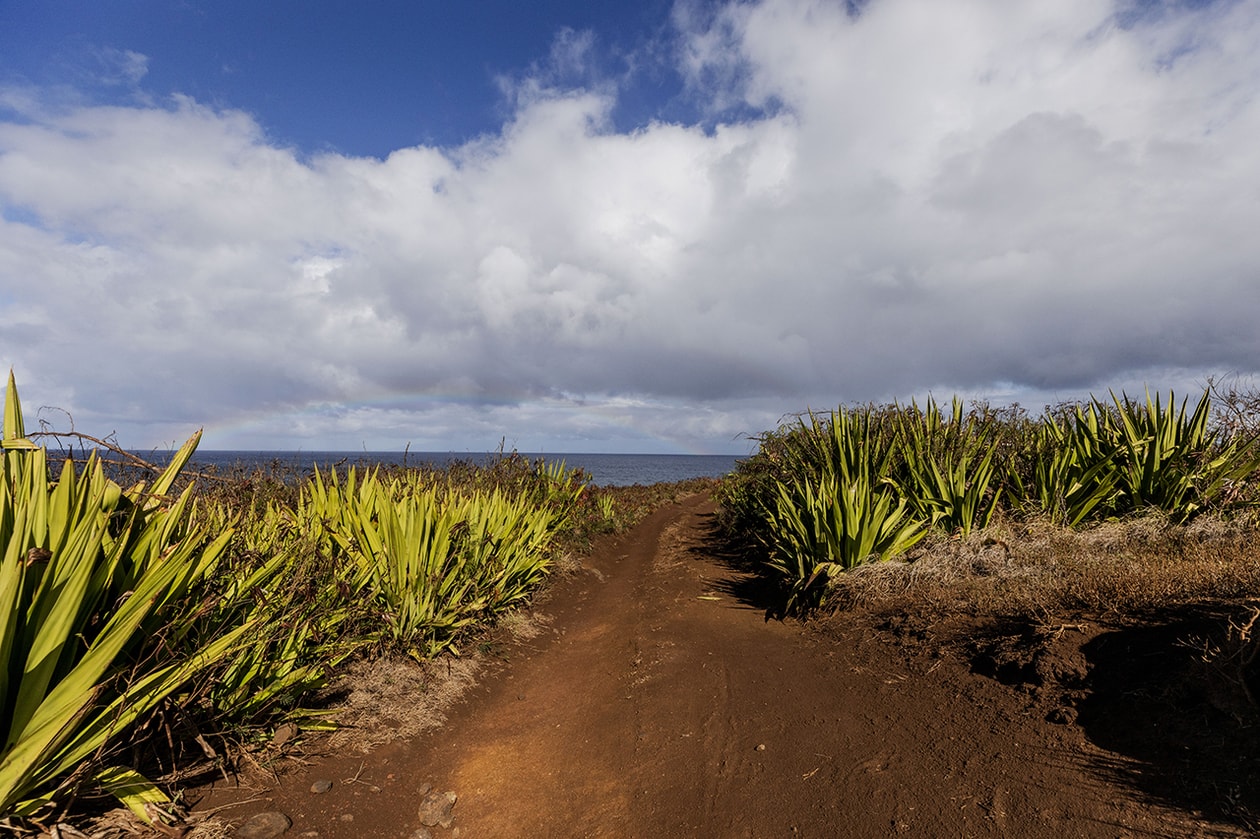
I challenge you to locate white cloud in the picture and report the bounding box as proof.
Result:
[2,0,1260,452]
[93,48,149,88]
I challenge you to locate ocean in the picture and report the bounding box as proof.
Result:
[173,450,746,487]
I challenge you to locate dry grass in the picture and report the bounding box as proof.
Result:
[186,815,233,839]
[825,511,1260,622]
[308,556,580,755]
[319,656,482,753]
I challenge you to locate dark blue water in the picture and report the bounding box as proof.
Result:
[176,451,743,487]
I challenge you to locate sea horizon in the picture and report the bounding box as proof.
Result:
[105,448,747,488]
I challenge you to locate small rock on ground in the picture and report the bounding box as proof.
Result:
[417,791,457,828]
[310,779,334,794]
[271,723,300,747]
[236,810,292,839]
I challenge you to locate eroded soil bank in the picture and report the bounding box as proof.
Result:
[194,495,1258,838]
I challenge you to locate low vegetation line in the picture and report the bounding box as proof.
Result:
[7,368,1260,833]
[0,371,712,832]
[716,389,1260,611]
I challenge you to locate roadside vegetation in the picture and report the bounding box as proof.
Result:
[0,371,707,834]
[11,365,1260,833]
[717,386,1260,830]
[718,388,1260,614]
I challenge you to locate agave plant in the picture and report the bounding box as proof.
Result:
[0,371,247,821]
[757,406,926,610]
[302,468,561,659]
[1105,389,1260,521]
[1009,401,1122,526]
[189,497,365,726]
[761,472,925,611]
[893,397,1002,537]
[1009,389,1260,525]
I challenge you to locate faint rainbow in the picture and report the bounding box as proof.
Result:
[200,393,718,455]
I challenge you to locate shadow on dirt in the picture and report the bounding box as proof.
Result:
[689,511,787,620]
[1071,605,1260,831]
[963,603,1260,832]
[684,497,1260,830]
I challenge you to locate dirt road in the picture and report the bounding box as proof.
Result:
[198,495,1249,837]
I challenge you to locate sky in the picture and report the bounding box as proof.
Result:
[1,0,1259,455]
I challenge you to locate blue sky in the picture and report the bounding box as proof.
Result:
[2,1,688,155]
[2,0,1260,454]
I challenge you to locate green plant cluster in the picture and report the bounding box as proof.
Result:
[0,373,242,823]
[719,391,1260,611]
[302,465,579,659]
[0,372,589,826]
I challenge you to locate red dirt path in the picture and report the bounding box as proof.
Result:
[196,495,1255,837]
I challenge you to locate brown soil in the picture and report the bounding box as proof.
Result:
[193,495,1260,838]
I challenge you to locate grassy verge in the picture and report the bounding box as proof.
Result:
[0,371,716,833]
[824,511,1260,620]
[718,389,1260,612]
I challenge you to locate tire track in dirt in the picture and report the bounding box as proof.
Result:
[198,494,1249,838]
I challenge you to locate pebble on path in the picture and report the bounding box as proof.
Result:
[310,779,334,794]
[235,810,292,839]
[417,790,458,829]
[270,723,300,747]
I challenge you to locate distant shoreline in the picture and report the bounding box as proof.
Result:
[96,449,746,488]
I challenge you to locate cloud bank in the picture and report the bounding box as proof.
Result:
[2,0,1259,452]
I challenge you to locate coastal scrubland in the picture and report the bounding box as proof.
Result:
[5,371,1260,834]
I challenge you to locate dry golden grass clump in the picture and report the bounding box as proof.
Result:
[825,512,1260,622]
